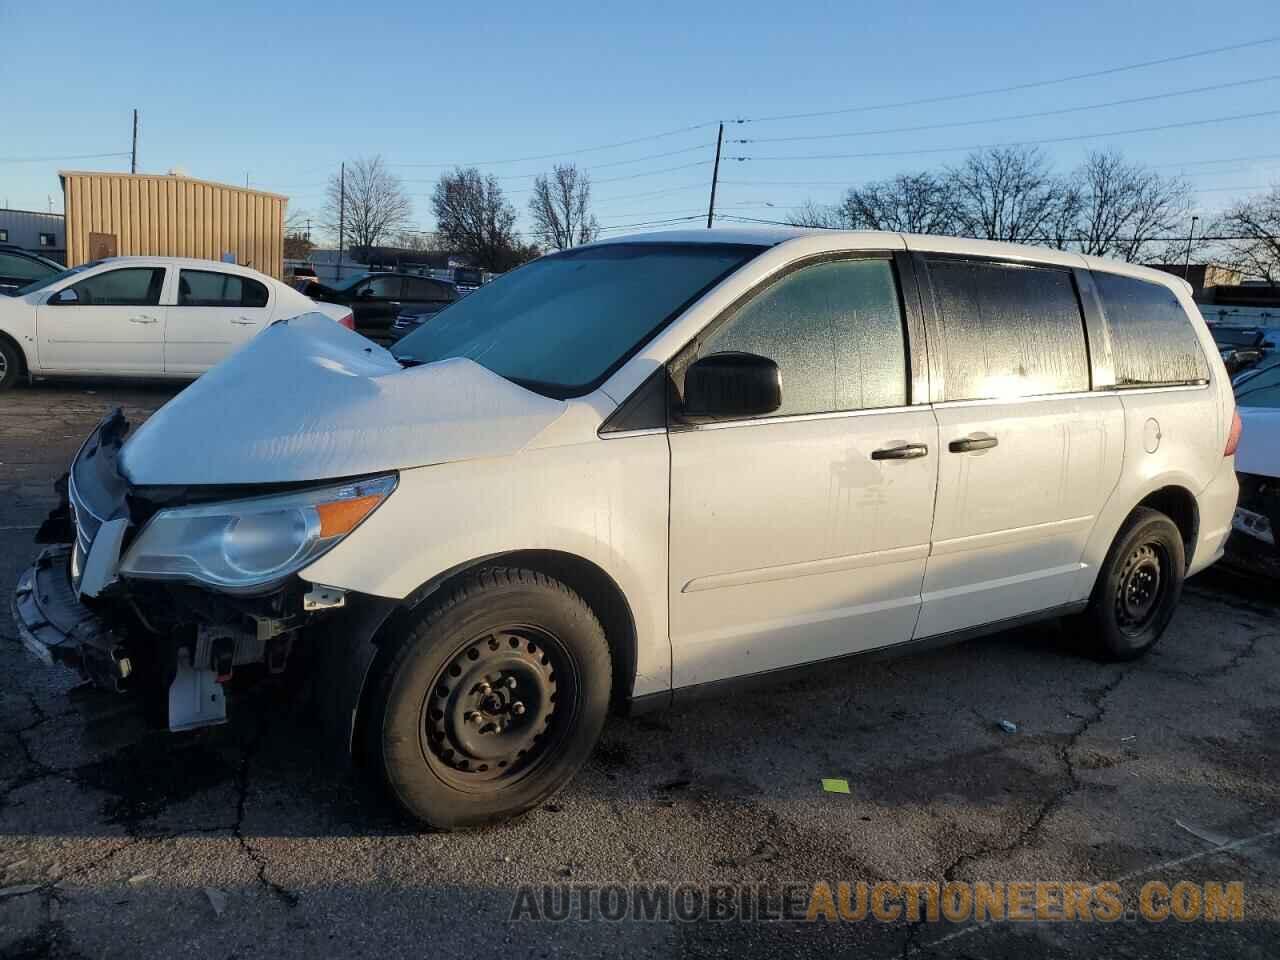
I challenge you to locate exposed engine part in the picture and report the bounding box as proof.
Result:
[168,647,226,731]
[303,585,347,611]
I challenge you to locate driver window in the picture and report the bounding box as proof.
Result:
[697,258,908,418]
[67,268,165,307]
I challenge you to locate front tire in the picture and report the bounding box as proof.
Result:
[365,567,612,829]
[0,338,23,390]
[1079,507,1185,661]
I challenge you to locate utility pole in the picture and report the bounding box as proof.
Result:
[130,110,138,174]
[337,162,346,281]
[706,122,724,229]
[1183,215,1200,279]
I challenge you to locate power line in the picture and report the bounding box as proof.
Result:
[391,121,718,168]
[1155,152,1280,170]
[596,215,705,232]
[0,151,131,165]
[400,145,713,184]
[734,74,1280,145]
[737,35,1280,124]
[739,108,1280,162]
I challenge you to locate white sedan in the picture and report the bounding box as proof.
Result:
[0,256,354,389]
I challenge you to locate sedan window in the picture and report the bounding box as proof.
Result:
[66,268,165,306]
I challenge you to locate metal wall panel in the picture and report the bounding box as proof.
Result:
[60,172,285,278]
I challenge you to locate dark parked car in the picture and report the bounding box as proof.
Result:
[0,246,63,294]
[295,272,459,345]
[1210,324,1277,375]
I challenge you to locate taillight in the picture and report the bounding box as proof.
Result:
[1225,408,1242,456]
[338,312,355,331]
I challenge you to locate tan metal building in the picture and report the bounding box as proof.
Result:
[59,171,287,278]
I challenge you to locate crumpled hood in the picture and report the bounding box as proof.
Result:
[121,313,568,485]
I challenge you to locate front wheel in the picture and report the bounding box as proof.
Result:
[365,567,612,829]
[0,338,23,390]
[1078,507,1185,661]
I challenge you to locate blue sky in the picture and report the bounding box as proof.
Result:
[3,0,1278,240]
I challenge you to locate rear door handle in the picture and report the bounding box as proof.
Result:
[871,442,929,461]
[948,436,999,453]
[231,316,258,325]
[128,315,158,324]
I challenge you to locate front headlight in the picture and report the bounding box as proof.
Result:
[119,474,397,593]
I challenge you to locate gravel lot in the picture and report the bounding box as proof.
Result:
[2,380,1278,959]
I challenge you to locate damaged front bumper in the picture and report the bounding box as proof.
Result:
[12,545,133,686]
[10,409,402,750]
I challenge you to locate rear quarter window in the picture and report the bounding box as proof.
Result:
[1093,272,1210,387]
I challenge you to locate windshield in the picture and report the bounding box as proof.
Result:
[11,261,99,297]
[1236,362,1280,408]
[391,242,761,397]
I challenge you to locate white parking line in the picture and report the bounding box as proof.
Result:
[895,824,1280,959]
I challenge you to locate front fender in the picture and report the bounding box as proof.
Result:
[301,437,673,699]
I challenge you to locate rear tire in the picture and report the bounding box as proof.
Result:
[0,338,23,390]
[364,567,612,829]
[1077,507,1185,661]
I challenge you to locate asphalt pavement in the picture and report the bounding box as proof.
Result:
[2,380,1277,959]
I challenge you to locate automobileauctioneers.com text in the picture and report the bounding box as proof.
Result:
[509,880,1245,924]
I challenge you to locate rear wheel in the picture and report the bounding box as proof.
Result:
[1078,507,1185,661]
[0,338,23,390]
[365,567,611,829]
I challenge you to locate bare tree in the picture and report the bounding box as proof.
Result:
[1219,186,1280,284]
[947,146,1076,244]
[838,172,960,235]
[393,230,438,253]
[321,156,413,260]
[283,207,313,260]
[786,199,847,228]
[1063,150,1192,262]
[529,164,599,250]
[432,167,528,271]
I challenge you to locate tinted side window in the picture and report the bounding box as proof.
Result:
[365,276,403,298]
[69,268,164,306]
[0,253,52,281]
[928,260,1089,401]
[406,278,453,301]
[179,270,269,308]
[1094,273,1210,387]
[697,258,907,417]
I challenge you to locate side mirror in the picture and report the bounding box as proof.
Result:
[682,351,781,419]
[50,288,79,305]
[358,288,375,299]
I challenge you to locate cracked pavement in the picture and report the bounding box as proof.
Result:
[2,380,1279,959]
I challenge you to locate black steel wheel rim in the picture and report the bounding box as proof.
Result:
[419,626,579,792]
[1115,541,1168,635]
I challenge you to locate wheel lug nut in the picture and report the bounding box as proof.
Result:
[465,711,482,723]
[512,702,526,716]
[478,681,491,695]
[505,677,517,690]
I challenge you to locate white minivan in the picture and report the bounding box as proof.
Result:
[13,229,1239,828]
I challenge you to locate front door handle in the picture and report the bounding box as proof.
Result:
[949,435,999,453]
[128,315,158,324]
[231,316,258,325]
[871,442,930,461]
